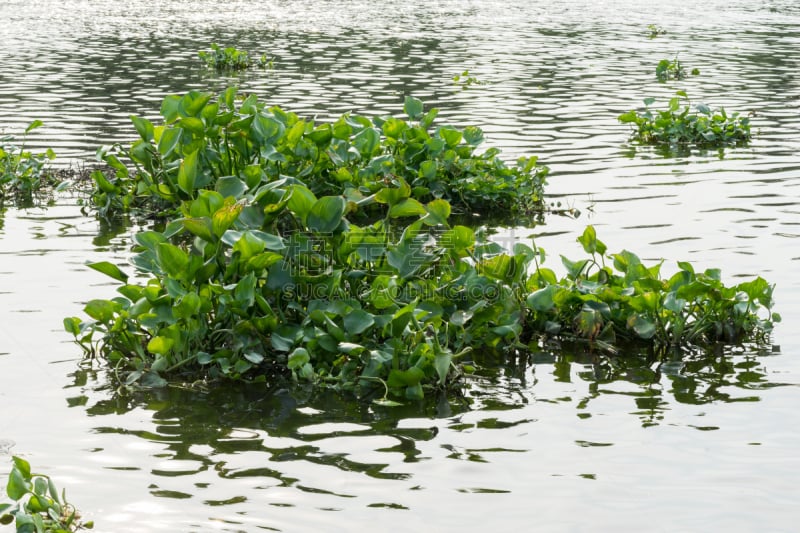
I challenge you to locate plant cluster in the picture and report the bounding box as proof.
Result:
[452,70,484,89]
[655,57,699,82]
[647,24,667,38]
[1,456,92,532]
[87,89,548,219]
[0,121,59,202]
[619,91,752,147]
[65,180,777,400]
[67,89,776,402]
[198,43,272,71]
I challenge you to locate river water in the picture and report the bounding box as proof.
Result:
[1,0,799,531]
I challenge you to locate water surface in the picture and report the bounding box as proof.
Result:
[1,0,799,531]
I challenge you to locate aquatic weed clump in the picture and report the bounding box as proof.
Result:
[64,213,778,402]
[67,89,777,403]
[87,89,548,219]
[1,456,93,532]
[0,121,61,202]
[619,91,751,148]
[199,43,272,70]
[655,56,699,82]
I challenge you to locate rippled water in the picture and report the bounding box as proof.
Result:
[2,0,800,531]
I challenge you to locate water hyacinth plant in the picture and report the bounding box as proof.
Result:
[619,91,752,147]
[1,456,92,532]
[64,204,778,401]
[68,88,777,402]
[452,70,485,89]
[647,24,667,38]
[655,56,700,82]
[87,89,548,220]
[0,121,59,202]
[198,43,272,71]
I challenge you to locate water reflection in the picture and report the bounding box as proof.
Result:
[525,344,787,428]
[64,341,790,510]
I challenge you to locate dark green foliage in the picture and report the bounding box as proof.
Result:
[619,91,751,148]
[0,121,60,202]
[67,88,776,402]
[88,90,548,219]
[198,43,271,70]
[655,57,686,82]
[526,226,778,350]
[1,456,92,532]
[65,201,778,401]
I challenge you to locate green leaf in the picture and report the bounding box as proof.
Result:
[234,272,256,306]
[372,398,403,407]
[438,127,463,148]
[216,176,247,198]
[632,316,656,339]
[387,367,425,388]
[157,127,182,157]
[91,169,117,193]
[307,196,346,233]
[463,126,484,146]
[212,202,243,237]
[422,199,451,226]
[84,299,117,322]
[63,317,82,336]
[141,371,167,388]
[434,352,452,386]
[388,198,426,218]
[232,231,265,261]
[527,285,557,312]
[663,292,686,313]
[306,123,333,146]
[244,352,265,364]
[577,225,606,255]
[420,108,439,129]
[12,457,31,480]
[353,127,380,157]
[7,465,31,500]
[343,309,375,335]
[481,254,516,282]
[87,261,129,283]
[156,243,189,278]
[160,94,181,122]
[179,116,205,135]
[147,336,174,356]
[618,111,638,124]
[288,347,310,370]
[47,478,62,503]
[135,230,167,252]
[182,217,215,242]
[25,120,44,134]
[130,115,154,142]
[405,383,424,400]
[287,185,318,222]
[382,117,407,139]
[375,180,412,206]
[404,95,424,119]
[177,150,199,195]
[442,225,475,252]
